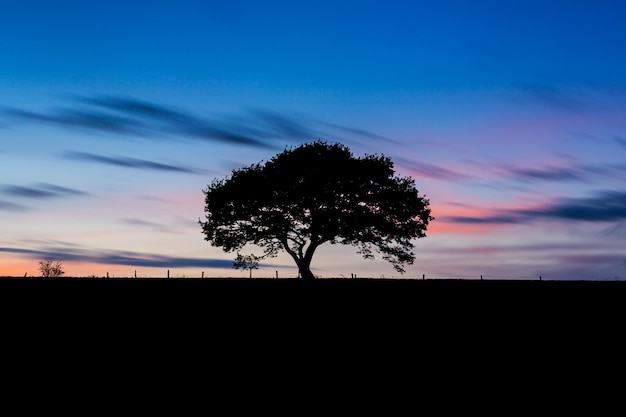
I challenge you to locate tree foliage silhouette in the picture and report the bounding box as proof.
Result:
[199,140,433,280]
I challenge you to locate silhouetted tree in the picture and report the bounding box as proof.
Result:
[233,252,260,278]
[199,140,433,280]
[38,259,65,278]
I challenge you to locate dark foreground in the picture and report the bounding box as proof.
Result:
[2,277,621,347]
[3,276,623,305]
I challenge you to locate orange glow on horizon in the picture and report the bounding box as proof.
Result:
[0,257,231,278]
[0,257,40,277]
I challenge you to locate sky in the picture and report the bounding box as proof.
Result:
[1,0,625,279]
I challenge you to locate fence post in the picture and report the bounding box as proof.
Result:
[107,272,109,279]
[167,269,170,279]
[135,270,137,279]
[422,274,425,280]
[202,271,204,279]
[275,270,278,279]
[480,275,483,280]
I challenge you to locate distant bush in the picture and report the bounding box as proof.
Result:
[38,259,65,278]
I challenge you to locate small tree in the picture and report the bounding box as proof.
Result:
[233,252,261,278]
[38,259,65,278]
[199,140,433,280]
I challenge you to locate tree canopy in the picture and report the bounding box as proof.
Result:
[199,140,433,279]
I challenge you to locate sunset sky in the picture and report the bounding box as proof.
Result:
[2,0,625,279]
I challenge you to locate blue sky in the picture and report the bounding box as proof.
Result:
[1,0,625,279]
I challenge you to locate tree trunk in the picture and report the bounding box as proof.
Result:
[299,267,315,280]
[297,259,315,280]
[284,240,318,280]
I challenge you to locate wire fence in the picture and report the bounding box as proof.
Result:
[3,271,623,281]
[3,265,624,281]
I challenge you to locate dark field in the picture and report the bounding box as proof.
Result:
[2,276,621,335]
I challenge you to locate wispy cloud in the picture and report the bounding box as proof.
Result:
[63,151,203,174]
[329,124,392,142]
[395,157,471,181]
[3,95,389,149]
[598,221,626,239]
[117,218,184,234]
[504,166,585,182]
[444,214,521,224]
[537,191,626,221]
[420,241,615,256]
[119,218,166,228]
[1,183,87,199]
[416,240,625,280]
[0,246,237,269]
[515,84,585,110]
[444,190,626,224]
[480,159,626,189]
[0,199,29,211]
[4,108,146,135]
